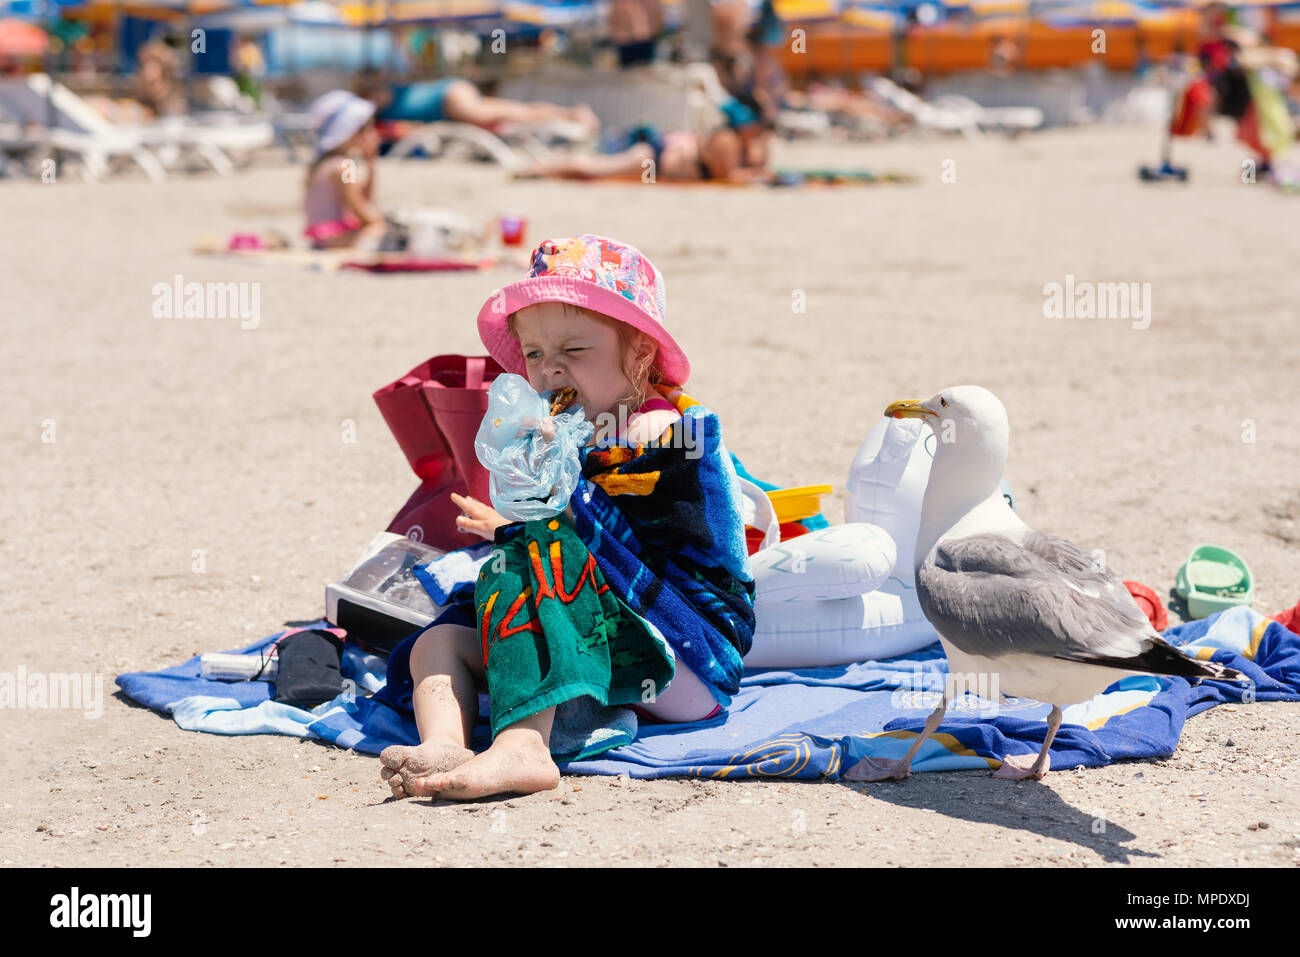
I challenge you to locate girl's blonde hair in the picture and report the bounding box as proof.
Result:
[507,304,667,411]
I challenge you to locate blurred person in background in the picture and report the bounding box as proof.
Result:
[231,33,265,107]
[135,39,184,117]
[518,123,766,182]
[357,72,598,138]
[303,91,390,250]
[1167,3,1297,175]
[710,0,908,145]
[610,0,665,68]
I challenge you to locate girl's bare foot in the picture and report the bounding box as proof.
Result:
[417,726,560,800]
[380,738,475,798]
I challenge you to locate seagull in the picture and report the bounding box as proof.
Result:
[845,386,1246,782]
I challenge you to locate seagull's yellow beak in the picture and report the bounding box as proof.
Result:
[885,399,938,420]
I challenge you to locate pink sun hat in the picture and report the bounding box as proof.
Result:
[476,234,691,386]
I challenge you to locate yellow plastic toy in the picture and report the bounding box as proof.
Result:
[766,485,833,524]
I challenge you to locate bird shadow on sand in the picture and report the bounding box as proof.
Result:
[844,768,1163,864]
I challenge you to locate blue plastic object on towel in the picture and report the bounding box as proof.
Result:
[474,374,594,522]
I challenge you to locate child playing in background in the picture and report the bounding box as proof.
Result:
[379,234,756,800]
[303,91,388,250]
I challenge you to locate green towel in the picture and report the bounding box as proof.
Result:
[1246,71,1295,161]
[475,515,675,745]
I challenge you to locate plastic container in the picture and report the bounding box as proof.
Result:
[499,213,526,247]
[338,534,446,619]
[1174,544,1255,619]
[200,653,279,681]
[766,485,833,524]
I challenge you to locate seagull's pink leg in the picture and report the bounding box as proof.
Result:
[844,698,948,782]
[993,704,1063,780]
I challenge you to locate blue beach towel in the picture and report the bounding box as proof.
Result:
[117,604,1300,778]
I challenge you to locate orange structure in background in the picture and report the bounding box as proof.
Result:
[773,12,1300,78]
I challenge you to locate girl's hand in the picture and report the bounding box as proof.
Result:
[451,492,510,540]
[339,173,384,226]
[514,415,556,442]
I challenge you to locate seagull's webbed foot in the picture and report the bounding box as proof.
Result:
[992,707,1060,780]
[843,701,949,783]
[844,757,915,782]
[992,752,1051,780]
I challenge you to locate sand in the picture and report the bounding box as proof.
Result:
[2,124,1297,867]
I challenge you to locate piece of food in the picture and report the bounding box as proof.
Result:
[549,387,577,416]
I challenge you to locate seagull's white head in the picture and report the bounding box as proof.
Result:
[885,386,1012,563]
[885,385,1010,482]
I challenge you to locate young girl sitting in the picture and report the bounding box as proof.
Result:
[303,91,388,250]
[379,234,756,800]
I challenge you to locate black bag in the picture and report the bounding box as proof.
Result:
[273,630,345,709]
[1215,64,1252,121]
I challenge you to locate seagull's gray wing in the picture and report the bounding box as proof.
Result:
[918,533,1245,682]
[916,532,1156,663]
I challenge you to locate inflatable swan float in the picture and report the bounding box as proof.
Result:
[742,415,1012,669]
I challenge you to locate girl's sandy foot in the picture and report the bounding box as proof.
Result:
[417,729,560,800]
[380,739,475,798]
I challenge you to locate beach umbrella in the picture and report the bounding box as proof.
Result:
[1041,0,1176,25]
[769,0,844,20]
[0,0,60,14]
[0,14,50,52]
[840,1,1032,35]
[56,0,255,109]
[492,0,848,31]
[501,0,594,26]
[963,0,1032,15]
[658,0,846,25]
[336,0,504,25]
[841,2,908,29]
[1153,0,1300,5]
[192,1,351,30]
[339,0,644,69]
[54,0,247,17]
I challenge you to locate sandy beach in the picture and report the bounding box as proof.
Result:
[2,123,1297,867]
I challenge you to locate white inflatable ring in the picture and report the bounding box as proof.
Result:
[742,416,940,669]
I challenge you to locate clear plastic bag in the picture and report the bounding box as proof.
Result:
[474,374,594,521]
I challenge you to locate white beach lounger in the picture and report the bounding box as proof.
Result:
[868,77,984,141]
[0,122,157,181]
[387,121,528,170]
[24,74,273,178]
[930,93,1045,136]
[777,109,833,139]
[0,119,41,177]
[0,77,166,182]
[869,78,1044,139]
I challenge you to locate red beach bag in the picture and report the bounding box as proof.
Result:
[373,354,504,551]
